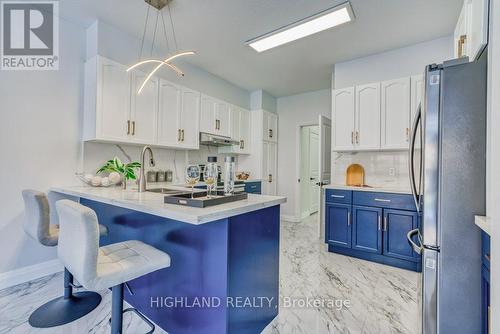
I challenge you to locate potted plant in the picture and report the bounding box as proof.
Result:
[97,157,141,190]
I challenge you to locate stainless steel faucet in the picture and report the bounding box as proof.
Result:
[138,146,155,192]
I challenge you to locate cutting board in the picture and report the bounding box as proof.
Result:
[346,164,365,186]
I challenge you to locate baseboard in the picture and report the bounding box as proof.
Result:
[280,214,301,223]
[0,259,63,290]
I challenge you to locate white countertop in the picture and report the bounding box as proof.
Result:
[323,184,412,195]
[51,185,286,225]
[475,215,491,236]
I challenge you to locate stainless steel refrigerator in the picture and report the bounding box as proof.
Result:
[407,53,487,334]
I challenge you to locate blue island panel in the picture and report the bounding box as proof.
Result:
[80,199,280,334]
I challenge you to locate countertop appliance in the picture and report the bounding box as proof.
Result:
[407,54,487,334]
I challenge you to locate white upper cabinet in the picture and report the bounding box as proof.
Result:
[355,82,381,150]
[381,77,410,150]
[230,105,240,141]
[410,74,424,126]
[454,0,489,60]
[262,110,278,142]
[179,88,200,149]
[158,80,181,147]
[239,108,251,154]
[84,56,130,142]
[130,72,158,144]
[219,106,251,155]
[332,87,355,151]
[215,101,231,137]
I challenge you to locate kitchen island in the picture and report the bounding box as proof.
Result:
[51,186,286,334]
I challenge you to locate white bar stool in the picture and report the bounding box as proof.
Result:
[22,190,108,328]
[56,200,171,334]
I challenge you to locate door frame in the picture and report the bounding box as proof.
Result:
[296,123,319,221]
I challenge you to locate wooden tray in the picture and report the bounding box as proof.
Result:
[346,164,365,186]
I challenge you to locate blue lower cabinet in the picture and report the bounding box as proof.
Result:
[352,206,382,254]
[325,191,421,272]
[326,203,352,248]
[383,209,419,262]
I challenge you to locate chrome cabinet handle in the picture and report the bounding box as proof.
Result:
[348,211,351,226]
[383,216,388,231]
[331,195,345,198]
[374,198,391,203]
[407,228,422,255]
[251,185,257,189]
[378,215,382,231]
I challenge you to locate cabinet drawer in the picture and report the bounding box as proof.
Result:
[245,181,262,194]
[353,191,416,211]
[325,189,352,204]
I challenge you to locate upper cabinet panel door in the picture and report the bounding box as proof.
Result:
[410,74,424,126]
[180,88,200,149]
[468,0,488,60]
[268,112,278,142]
[332,87,355,151]
[200,95,216,134]
[381,77,410,150]
[130,73,158,144]
[239,109,251,154]
[98,59,130,141]
[230,105,241,141]
[157,80,181,146]
[355,82,381,150]
[216,101,231,137]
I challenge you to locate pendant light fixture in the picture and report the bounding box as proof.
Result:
[128,0,195,94]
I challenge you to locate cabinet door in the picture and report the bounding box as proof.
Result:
[200,95,216,134]
[230,105,240,141]
[383,209,419,262]
[352,206,382,254]
[239,108,251,154]
[98,58,130,141]
[180,88,200,149]
[130,72,158,144]
[157,80,181,146]
[216,101,231,137]
[332,87,355,151]
[454,1,469,58]
[261,141,270,194]
[326,203,352,248]
[268,112,278,142]
[468,0,488,60]
[268,142,277,195]
[381,77,410,149]
[355,83,381,150]
[410,74,424,126]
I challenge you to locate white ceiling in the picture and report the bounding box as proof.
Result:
[60,0,462,97]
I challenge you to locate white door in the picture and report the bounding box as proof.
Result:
[381,77,410,150]
[356,82,381,150]
[332,87,355,151]
[216,101,231,137]
[98,58,130,141]
[157,80,181,146]
[239,109,251,154]
[309,128,319,213]
[200,95,216,134]
[318,115,332,239]
[180,88,200,149]
[268,112,278,142]
[130,72,158,144]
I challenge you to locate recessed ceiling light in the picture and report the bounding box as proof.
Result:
[246,2,354,52]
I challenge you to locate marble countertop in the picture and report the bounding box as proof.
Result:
[51,185,286,225]
[323,184,412,195]
[475,215,491,236]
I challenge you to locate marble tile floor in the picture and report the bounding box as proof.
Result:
[0,214,420,334]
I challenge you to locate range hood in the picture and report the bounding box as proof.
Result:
[199,133,239,146]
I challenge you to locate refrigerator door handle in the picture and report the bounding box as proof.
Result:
[407,228,423,255]
[408,104,422,212]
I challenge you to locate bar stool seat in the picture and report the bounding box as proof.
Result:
[56,200,170,334]
[22,189,108,328]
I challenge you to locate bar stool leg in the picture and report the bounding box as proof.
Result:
[111,284,124,334]
[28,268,102,328]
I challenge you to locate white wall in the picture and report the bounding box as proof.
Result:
[487,0,500,331]
[333,36,454,88]
[0,18,251,277]
[276,89,331,219]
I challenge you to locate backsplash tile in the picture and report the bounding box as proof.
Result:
[332,151,411,190]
